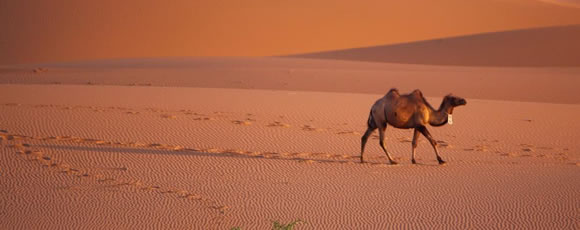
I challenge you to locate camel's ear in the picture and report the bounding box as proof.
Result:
[443,94,454,105]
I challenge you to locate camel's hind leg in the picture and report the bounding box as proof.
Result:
[361,110,378,163]
[378,124,397,165]
[411,128,420,164]
[360,127,376,163]
[417,126,445,164]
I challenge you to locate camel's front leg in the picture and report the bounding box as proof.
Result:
[411,128,420,164]
[417,126,445,164]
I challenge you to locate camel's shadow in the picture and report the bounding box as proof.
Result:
[35,143,366,166]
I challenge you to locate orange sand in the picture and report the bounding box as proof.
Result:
[1,57,579,228]
[2,0,580,65]
[292,25,580,67]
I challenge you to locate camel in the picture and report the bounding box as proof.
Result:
[360,88,466,165]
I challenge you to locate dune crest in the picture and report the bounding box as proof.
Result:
[291,25,580,67]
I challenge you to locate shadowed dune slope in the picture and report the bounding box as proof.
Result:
[291,25,580,67]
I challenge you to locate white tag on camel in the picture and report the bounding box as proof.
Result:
[448,114,453,125]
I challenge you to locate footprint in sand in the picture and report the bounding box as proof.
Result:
[466,144,489,152]
[267,121,291,128]
[521,147,534,152]
[499,152,518,157]
[337,131,360,135]
[146,108,163,113]
[161,114,177,119]
[129,83,153,87]
[180,110,194,115]
[301,125,324,132]
[397,137,412,143]
[33,67,48,73]
[436,140,453,148]
[193,117,216,121]
[232,120,252,126]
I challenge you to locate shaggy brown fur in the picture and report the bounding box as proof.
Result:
[361,89,467,164]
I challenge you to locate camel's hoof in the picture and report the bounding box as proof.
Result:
[438,159,446,165]
[390,161,398,165]
[411,159,417,164]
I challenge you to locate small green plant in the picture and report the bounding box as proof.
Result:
[272,219,305,230]
[229,227,242,230]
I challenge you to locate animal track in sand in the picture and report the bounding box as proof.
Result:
[436,140,453,148]
[1,103,386,139]
[399,138,411,143]
[2,134,224,215]
[161,114,177,119]
[468,137,572,160]
[128,83,153,87]
[337,131,360,135]
[464,144,489,152]
[232,120,252,126]
[267,121,291,128]
[0,103,229,121]
[1,132,410,172]
[193,117,216,121]
[301,125,325,132]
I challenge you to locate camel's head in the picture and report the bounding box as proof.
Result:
[444,94,467,107]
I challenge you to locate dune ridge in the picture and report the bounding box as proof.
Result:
[291,25,580,67]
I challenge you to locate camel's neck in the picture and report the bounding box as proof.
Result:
[428,101,454,127]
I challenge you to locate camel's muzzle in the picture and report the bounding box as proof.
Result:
[458,99,467,106]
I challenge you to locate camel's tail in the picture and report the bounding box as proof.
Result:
[366,110,377,129]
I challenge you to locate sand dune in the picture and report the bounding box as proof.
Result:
[1,53,579,228]
[2,57,580,104]
[291,25,580,67]
[3,1,580,228]
[1,85,579,229]
[3,0,580,65]
[540,0,580,8]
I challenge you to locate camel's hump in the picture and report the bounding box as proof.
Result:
[387,88,399,95]
[411,89,423,97]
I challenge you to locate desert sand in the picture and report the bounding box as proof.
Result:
[1,54,579,229]
[3,0,580,65]
[3,0,580,228]
[292,25,580,67]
